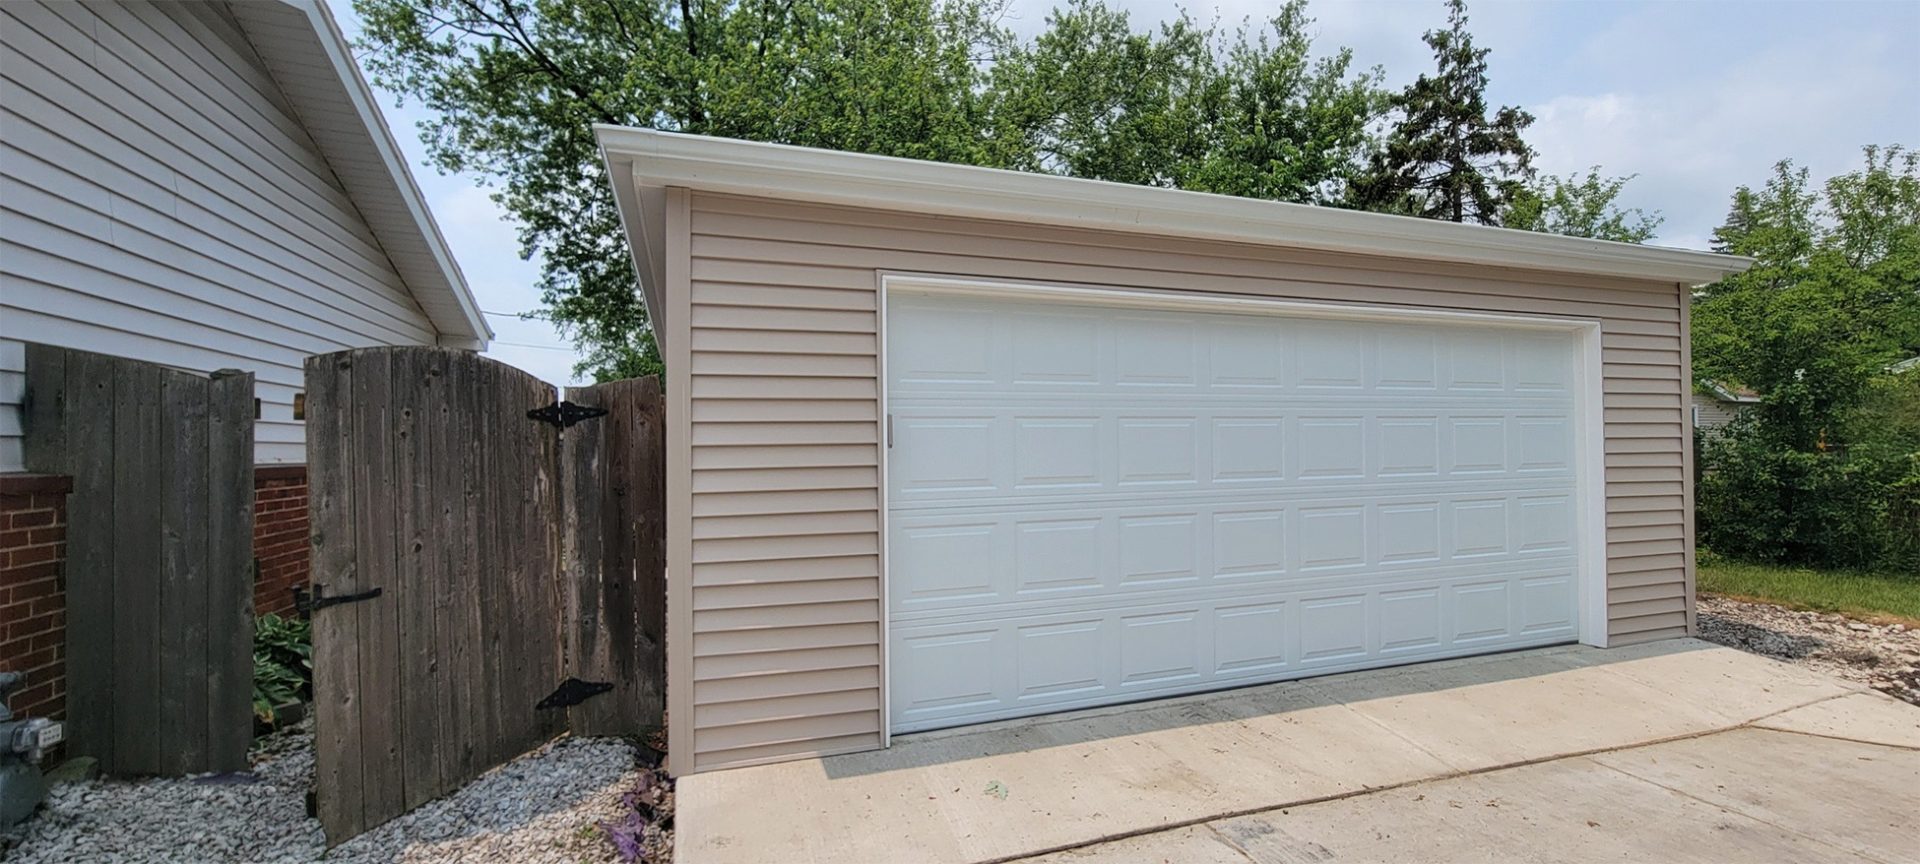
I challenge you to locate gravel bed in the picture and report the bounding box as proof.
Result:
[1698,594,1920,706]
[0,719,668,863]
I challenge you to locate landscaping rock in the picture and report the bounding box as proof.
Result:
[1698,595,1920,707]
[0,717,656,863]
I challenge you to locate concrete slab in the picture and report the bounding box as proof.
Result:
[1753,691,1920,749]
[1574,637,1861,723]
[1036,734,1906,864]
[1592,728,1919,863]
[673,642,1885,864]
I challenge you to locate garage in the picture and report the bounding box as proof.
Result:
[884,280,1595,732]
[594,126,1749,773]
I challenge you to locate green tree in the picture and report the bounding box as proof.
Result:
[1503,168,1662,243]
[1693,146,1920,449]
[1175,3,1388,205]
[355,0,1017,380]
[1348,0,1534,224]
[1693,146,1920,571]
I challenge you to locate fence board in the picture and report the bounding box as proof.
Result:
[159,368,211,775]
[564,376,667,736]
[21,345,253,776]
[207,370,256,771]
[308,350,365,837]
[112,358,162,773]
[393,349,442,810]
[350,349,405,825]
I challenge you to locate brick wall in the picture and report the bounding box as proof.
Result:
[253,465,310,618]
[1,474,71,721]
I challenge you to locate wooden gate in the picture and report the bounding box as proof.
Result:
[306,347,663,844]
[21,344,255,776]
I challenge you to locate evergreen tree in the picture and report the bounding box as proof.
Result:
[1349,0,1534,224]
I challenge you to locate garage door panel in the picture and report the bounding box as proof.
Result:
[888,566,1580,732]
[890,493,1578,619]
[889,407,1575,506]
[887,290,1585,732]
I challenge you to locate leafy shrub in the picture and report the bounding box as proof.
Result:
[1698,417,1918,574]
[253,613,312,726]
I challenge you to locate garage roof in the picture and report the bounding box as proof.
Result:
[596,126,1752,335]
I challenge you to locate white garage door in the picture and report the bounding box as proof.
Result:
[884,284,1589,733]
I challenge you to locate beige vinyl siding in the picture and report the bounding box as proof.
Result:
[675,191,1696,771]
[0,0,437,469]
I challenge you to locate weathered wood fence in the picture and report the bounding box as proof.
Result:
[21,344,255,776]
[306,347,664,844]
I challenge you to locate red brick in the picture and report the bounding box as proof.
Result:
[0,562,57,584]
[8,510,53,530]
[8,544,56,567]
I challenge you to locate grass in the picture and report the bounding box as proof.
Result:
[1697,554,1920,624]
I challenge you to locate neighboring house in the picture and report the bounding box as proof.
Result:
[595,128,1751,774]
[1692,380,1761,431]
[0,0,487,718]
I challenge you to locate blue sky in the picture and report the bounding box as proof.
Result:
[328,0,1920,386]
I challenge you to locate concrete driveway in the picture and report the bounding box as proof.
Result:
[675,639,1920,864]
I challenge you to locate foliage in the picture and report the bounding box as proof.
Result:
[985,0,1387,204]
[1347,0,1534,224]
[1503,167,1662,243]
[350,0,1435,377]
[1693,146,1920,450]
[253,613,313,726]
[1696,553,1920,622]
[1696,416,1915,571]
[598,768,673,862]
[355,0,1016,381]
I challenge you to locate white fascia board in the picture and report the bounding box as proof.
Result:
[595,125,1753,287]
[287,0,493,346]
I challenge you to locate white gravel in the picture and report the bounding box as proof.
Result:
[0,720,656,863]
[1698,594,1920,706]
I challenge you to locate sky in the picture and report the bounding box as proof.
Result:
[327,0,1920,386]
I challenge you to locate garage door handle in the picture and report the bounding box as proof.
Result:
[886,414,893,448]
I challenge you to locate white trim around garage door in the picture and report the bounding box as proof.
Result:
[875,272,1611,745]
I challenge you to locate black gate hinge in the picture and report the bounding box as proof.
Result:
[536,677,614,710]
[294,584,382,616]
[527,400,608,429]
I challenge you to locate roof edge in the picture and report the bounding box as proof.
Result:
[284,0,492,345]
[596,126,1752,287]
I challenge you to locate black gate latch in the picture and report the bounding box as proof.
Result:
[294,584,383,615]
[527,400,607,429]
[536,677,614,710]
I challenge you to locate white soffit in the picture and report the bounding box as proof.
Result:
[596,125,1752,294]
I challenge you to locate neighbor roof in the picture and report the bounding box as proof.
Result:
[595,126,1754,335]
[230,0,491,348]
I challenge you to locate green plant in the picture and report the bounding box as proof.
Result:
[1698,415,1918,573]
[252,613,313,727]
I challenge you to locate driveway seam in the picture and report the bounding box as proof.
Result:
[1745,724,1920,752]
[1584,756,1895,864]
[982,722,1766,864]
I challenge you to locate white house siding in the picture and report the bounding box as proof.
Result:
[0,0,439,469]
[1690,392,1746,431]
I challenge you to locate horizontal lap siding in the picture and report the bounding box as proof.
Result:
[680,191,1693,770]
[0,1,436,469]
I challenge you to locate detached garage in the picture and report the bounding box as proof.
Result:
[594,127,1751,774]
